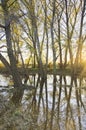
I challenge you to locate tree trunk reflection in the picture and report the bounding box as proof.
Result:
[6,74,86,130]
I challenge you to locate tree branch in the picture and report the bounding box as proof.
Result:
[0,24,5,28]
[0,53,11,73]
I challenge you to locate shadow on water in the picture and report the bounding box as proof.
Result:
[0,74,86,130]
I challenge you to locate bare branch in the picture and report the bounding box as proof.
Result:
[0,24,5,28]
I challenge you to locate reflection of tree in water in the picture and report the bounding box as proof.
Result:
[30,75,86,130]
[4,75,86,130]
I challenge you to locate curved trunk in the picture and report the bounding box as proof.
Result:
[1,0,22,88]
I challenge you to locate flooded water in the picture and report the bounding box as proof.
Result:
[0,74,86,130]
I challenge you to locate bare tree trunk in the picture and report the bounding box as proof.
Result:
[64,0,73,66]
[51,0,56,74]
[75,0,86,65]
[1,0,22,88]
[44,0,49,70]
[58,19,62,68]
[28,0,47,84]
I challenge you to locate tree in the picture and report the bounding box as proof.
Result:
[1,0,22,88]
[75,0,86,65]
[64,0,73,66]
